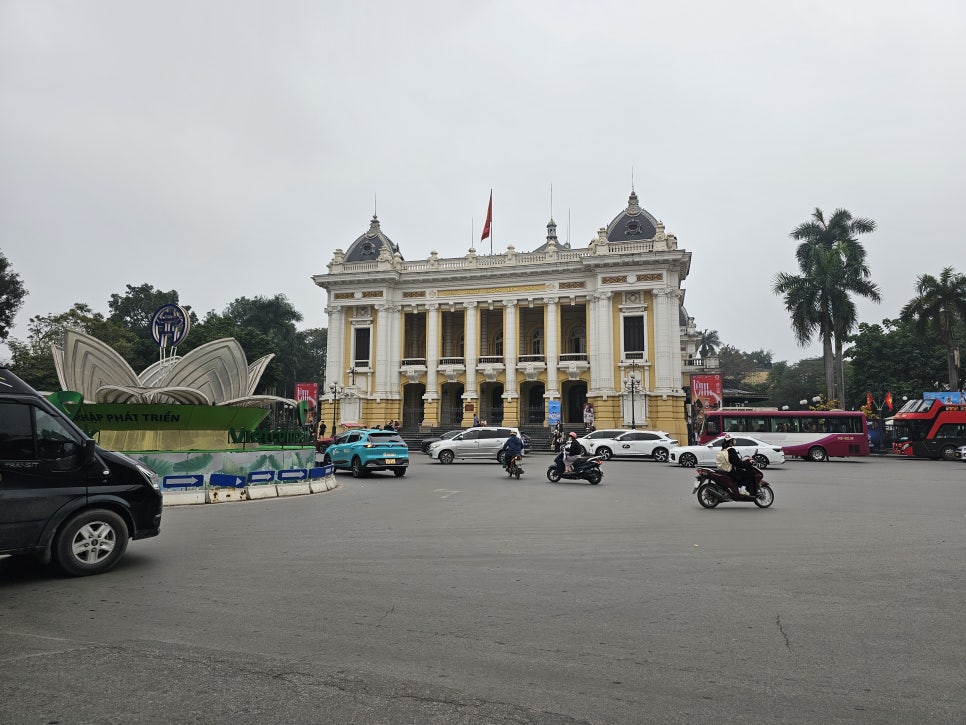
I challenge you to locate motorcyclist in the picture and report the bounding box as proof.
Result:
[718,436,757,496]
[563,431,583,472]
[502,430,525,470]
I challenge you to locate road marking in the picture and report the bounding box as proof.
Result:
[433,489,461,499]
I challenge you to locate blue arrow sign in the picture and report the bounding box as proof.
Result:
[210,473,246,488]
[278,469,308,482]
[309,465,334,479]
[247,470,275,485]
[162,474,204,489]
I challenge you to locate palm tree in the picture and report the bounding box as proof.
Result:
[775,208,879,399]
[899,267,966,390]
[697,329,721,358]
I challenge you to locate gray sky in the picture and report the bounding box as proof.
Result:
[2,0,964,365]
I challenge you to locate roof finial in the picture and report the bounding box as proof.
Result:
[373,193,377,218]
[631,166,635,193]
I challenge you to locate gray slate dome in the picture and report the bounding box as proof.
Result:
[343,214,403,263]
[605,190,659,242]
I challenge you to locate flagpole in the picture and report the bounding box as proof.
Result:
[490,189,493,256]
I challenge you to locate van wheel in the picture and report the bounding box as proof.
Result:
[54,509,129,576]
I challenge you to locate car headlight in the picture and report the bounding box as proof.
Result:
[136,463,161,491]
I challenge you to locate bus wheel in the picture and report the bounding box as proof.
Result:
[940,445,958,461]
[807,446,828,462]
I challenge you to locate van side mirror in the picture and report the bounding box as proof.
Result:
[82,438,97,467]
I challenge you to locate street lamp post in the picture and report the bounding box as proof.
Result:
[627,361,641,429]
[328,383,345,434]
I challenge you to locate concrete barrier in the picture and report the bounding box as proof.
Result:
[163,490,207,506]
[276,482,312,497]
[246,485,279,500]
[206,487,248,503]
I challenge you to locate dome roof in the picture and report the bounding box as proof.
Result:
[343,214,403,263]
[605,190,659,242]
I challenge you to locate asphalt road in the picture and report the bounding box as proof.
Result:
[1,453,964,724]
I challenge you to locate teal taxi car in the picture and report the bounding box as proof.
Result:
[322,428,409,477]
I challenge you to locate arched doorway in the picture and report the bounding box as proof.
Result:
[520,382,546,425]
[403,383,425,429]
[440,382,464,426]
[478,382,504,425]
[562,380,587,424]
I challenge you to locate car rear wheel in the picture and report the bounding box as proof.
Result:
[351,457,367,478]
[679,452,698,468]
[438,450,455,464]
[652,447,669,463]
[393,467,406,477]
[752,453,769,469]
[54,509,129,577]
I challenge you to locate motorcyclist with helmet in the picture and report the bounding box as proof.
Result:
[502,429,525,471]
[563,431,583,472]
[715,435,758,496]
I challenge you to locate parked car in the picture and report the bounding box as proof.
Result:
[583,430,679,462]
[669,435,785,469]
[322,428,409,477]
[428,426,528,464]
[955,445,966,461]
[420,429,463,454]
[0,367,163,576]
[575,429,633,455]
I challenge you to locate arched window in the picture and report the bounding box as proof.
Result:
[569,326,586,354]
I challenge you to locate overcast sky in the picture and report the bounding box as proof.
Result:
[2,1,964,366]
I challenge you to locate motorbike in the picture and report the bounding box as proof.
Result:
[547,451,604,484]
[505,455,524,480]
[692,464,773,508]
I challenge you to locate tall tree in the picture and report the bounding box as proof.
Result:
[697,329,721,358]
[775,208,880,400]
[0,251,28,342]
[899,267,966,390]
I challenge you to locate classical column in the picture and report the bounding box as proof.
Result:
[463,301,478,401]
[387,304,402,397]
[325,305,345,389]
[426,303,440,399]
[591,292,615,392]
[545,297,560,396]
[652,287,675,391]
[374,303,391,396]
[666,289,683,390]
[503,300,518,397]
[587,294,601,390]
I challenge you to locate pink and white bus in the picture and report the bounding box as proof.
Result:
[698,409,870,461]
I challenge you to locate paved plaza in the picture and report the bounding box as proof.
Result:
[1,454,964,724]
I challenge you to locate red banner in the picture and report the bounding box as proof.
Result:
[691,374,723,411]
[295,383,318,408]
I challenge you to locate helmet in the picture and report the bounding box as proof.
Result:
[569,431,577,437]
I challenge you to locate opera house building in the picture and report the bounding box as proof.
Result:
[313,190,717,444]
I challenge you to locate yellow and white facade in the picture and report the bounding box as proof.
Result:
[314,190,711,443]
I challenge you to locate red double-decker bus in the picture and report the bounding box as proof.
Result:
[698,409,869,461]
[891,399,966,460]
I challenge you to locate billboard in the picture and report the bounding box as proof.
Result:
[295,383,318,406]
[690,374,723,411]
[923,391,963,404]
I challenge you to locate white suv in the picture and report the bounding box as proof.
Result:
[583,430,679,462]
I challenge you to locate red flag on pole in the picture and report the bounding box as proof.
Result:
[480,191,492,241]
[866,392,874,410]
[884,391,893,411]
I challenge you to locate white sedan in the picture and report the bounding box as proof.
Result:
[668,435,785,469]
[582,430,679,462]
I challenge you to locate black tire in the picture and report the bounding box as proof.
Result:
[514,470,521,480]
[588,471,602,485]
[696,483,719,508]
[754,485,775,508]
[597,446,613,461]
[393,467,406,477]
[438,450,455,465]
[546,466,562,482]
[54,509,129,577]
[680,452,698,468]
[807,446,828,462]
[940,445,958,461]
[351,457,367,478]
[497,450,506,465]
[323,453,332,465]
[579,445,587,456]
[652,447,669,463]
[752,454,769,469]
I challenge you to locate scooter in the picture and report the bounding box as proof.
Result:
[692,464,773,508]
[547,451,604,484]
[505,455,524,480]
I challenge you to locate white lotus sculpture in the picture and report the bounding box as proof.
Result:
[52,329,295,407]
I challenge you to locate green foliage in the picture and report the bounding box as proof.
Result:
[898,267,966,390]
[0,251,28,342]
[761,358,827,409]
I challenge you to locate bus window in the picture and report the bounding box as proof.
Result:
[752,417,769,433]
[935,423,966,439]
[705,417,719,436]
